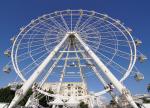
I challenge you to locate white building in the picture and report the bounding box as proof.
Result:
[42,82,88,97]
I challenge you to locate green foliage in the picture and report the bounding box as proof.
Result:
[80,101,88,108]
[0,86,32,106]
[0,86,15,103]
[39,89,54,107]
[143,97,150,103]
[18,88,33,106]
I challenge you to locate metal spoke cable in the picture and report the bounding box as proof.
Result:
[56,40,71,94]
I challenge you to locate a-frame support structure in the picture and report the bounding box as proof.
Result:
[8,32,138,108]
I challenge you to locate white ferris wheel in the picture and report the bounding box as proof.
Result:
[3,10,147,108]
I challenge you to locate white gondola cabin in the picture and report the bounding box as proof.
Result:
[135,39,142,46]
[10,37,16,43]
[138,55,147,63]
[134,72,144,81]
[3,65,11,73]
[4,49,11,57]
[127,27,132,33]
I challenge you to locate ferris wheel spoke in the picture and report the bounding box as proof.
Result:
[81,28,122,38]
[80,36,100,42]
[100,48,130,60]
[20,32,63,37]
[18,44,54,59]
[80,22,116,34]
[90,22,113,30]
[99,39,122,46]
[38,16,67,33]
[92,23,113,31]
[41,23,65,33]
[31,23,63,35]
[60,14,70,31]
[20,48,52,72]
[76,44,109,87]
[22,37,45,40]
[81,38,100,47]
[71,10,73,31]
[79,20,110,33]
[100,39,130,47]
[99,43,131,56]
[19,42,45,50]
[74,13,83,31]
[27,39,46,44]
[44,37,62,42]
[33,25,57,33]
[79,31,101,37]
[100,40,128,47]
[22,52,50,77]
[18,49,48,63]
[79,19,104,32]
[49,16,68,32]
[93,49,127,75]
[81,18,103,29]
[75,44,90,92]
[95,49,127,70]
[40,43,69,86]
[77,14,94,31]
[80,33,100,39]
[20,34,52,36]
[100,57,126,75]
[38,21,58,32]
[80,31,131,48]
[27,38,59,45]
[101,37,130,43]
[57,41,70,93]
[19,41,59,58]
[26,44,69,74]
[18,39,60,51]
[97,47,130,60]
[87,43,130,61]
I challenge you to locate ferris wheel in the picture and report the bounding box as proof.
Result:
[3,10,147,108]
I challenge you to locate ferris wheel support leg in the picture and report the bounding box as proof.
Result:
[81,52,121,106]
[74,33,138,108]
[52,105,56,108]
[8,34,69,108]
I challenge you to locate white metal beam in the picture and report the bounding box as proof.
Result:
[8,33,69,108]
[57,41,70,94]
[40,43,69,87]
[74,32,138,108]
[74,43,88,95]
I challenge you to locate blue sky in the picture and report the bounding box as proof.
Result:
[0,0,150,94]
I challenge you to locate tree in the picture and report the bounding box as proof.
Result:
[143,97,150,103]
[0,87,55,107]
[0,86,32,106]
[39,89,54,107]
[80,101,88,108]
[0,86,15,103]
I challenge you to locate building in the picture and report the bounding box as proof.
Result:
[42,82,87,96]
[42,82,88,102]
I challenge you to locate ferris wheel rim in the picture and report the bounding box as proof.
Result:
[11,9,137,85]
